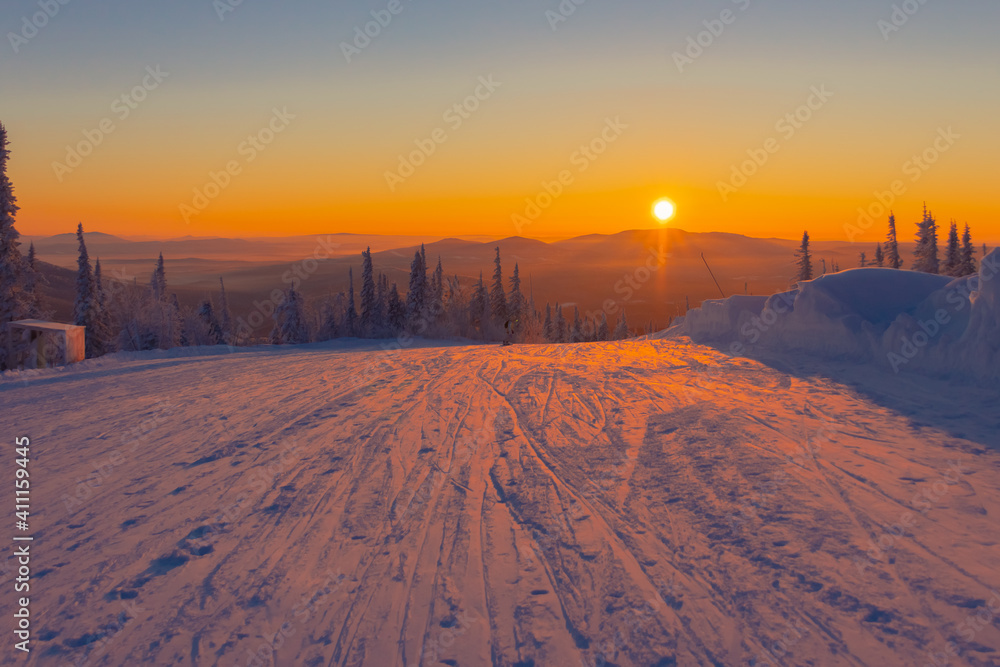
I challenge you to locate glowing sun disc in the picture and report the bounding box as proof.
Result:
[653,198,676,223]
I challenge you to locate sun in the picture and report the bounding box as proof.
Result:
[653,198,676,223]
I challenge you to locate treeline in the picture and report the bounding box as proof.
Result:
[0,119,641,367]
[63,230,637,358]
[796,204,986,281]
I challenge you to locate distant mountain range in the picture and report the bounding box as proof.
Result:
[28,229,920,332]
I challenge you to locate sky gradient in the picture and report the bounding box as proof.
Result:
[3,0,999,242]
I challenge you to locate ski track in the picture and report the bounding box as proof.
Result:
[2,340,999,666]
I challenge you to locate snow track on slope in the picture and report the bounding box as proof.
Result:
[2,340,999,666]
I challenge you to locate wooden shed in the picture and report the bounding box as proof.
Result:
[7,320,86,369]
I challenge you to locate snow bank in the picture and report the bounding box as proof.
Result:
[659,249,1000,381]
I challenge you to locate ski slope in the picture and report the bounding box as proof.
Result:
[2,339,999,666]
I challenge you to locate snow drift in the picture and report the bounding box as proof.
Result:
[659,249,1000,381]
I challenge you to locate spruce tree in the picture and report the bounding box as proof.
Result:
[165,293,183,349]
[432,256,444,311]
[406,249,426,330]
[24,242,42,318]
[913,203,940,274]
[470,271,489,337]
[597,312,610,341]
[91,258,113,355]
[0,123,25,369]
[272,287,308,344]
[874,243,885,268]
[613,310,629,340]
[387,282,405,335]
[554,304,567,343]
[885,213,902,269]
[198,300,223,344]
[218,277,232,344]
[507,262,524,336]
[345,267,358,336]
[490,247,507,328]
[796,231,813,281]
[543,303,553,342]
[375,272,388,337]
[960,224,977,277]
[151,253,167,301]
[943,221,961,277]
[74,223,100,357]
[360,247,376,337]
[858,252,867,268]
[570,306,582,343]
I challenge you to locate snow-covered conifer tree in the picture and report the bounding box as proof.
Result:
[23,242,42,318]
[432,256,443,311]
[406,249,426,331]
[360,247,376,337]
[345,267,358,336]
[507,263,524,338]
[387,282,405,335]
[913,204,940,274]
[796,231,813,281]
[0,123,25,369]
[943,221,961,277]
[218,277,232,344]
[960,224,977,277]
[490,247,507,328]
[554,304,567,343]
[198,299,223,345]
[613,310,630,340]
[272,287,308,344]
[597,312,610,341]
[570,306,582,343]
[74,223,101,357]
[885,213,902,269]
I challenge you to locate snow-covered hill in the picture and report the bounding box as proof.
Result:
[660,249,1000,383]
[2,338,999,666]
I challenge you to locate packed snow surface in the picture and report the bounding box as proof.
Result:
[2,338,999,666]
[661,249,1000,381]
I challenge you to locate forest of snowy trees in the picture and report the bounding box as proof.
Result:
[2,223,639,366]
[0,116,993,368]
[66,236,635,358]
[795,204,986,282]
[0,122,640,367]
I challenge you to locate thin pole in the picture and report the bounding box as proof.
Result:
[701,253,726,298]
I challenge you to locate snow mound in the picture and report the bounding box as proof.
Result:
[659,250,1000,381]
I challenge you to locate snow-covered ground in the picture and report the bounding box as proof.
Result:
[2,337,999,666]
[658,250,1000,384]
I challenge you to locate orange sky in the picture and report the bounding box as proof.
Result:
[4,2,999,244]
